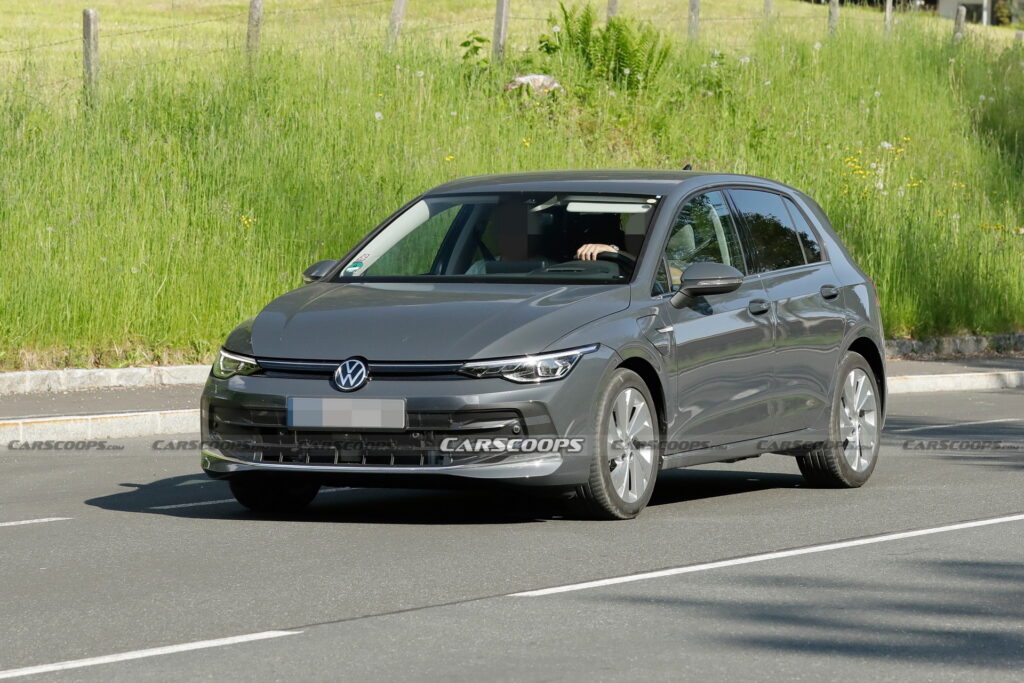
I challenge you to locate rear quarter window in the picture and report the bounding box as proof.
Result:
[783,197,824,263]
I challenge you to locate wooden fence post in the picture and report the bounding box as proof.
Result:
[953,5,966,43]
[388,0,408,47]
[607,0,619,21]
[688,0,700,41]
[82,9,98,99]
[764,0,772,18]
[828,0,839,35]
[246,0,263,56]
[493,0,510,60]
[885,0,893,34]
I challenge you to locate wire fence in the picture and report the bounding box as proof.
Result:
[0,0,1008,95]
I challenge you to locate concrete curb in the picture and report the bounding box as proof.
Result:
[0,365,209,395]
[0,409,199,443]
[1,371,1021,443]
[887,371,1024,394]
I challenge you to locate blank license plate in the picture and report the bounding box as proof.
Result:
[287,397,406,430]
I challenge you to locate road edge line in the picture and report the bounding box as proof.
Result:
[0,630,302,680]
[0,517,72,528]
[511,512,1024,597]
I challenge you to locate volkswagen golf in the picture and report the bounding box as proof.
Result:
[201,170,886,519]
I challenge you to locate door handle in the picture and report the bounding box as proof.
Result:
[748,299,771,315]
[820,285,840,300]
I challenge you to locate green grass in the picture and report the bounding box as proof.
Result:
[1,1,1023,369]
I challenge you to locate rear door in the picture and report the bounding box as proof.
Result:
[727,189,847,435]
[655,190,776,449]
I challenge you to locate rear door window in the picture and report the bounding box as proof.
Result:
[729,189,807,273]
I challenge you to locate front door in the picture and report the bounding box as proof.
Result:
[656,191,776,450]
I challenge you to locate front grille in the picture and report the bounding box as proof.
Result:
[208,405,524,467]
[256,358,463,380]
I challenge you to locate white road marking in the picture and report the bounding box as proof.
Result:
[888,417,1023,434]
[0,517,72,528]
[148,486,354,510]
[0,631,302,680]
[175,478,216,487]
[150,498,235,510]
[512,512,1024,597]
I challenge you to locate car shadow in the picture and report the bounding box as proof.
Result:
[883,417,1024,470]
[650,467,805,507]
[591,558,1024,669]
[85,466,806,524]
[85,477,565,525]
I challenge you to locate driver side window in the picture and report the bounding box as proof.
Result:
[662,191,745,290]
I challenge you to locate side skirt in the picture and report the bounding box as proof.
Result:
[661,427,830,470]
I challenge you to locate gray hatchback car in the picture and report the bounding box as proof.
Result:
[201,170,886,519]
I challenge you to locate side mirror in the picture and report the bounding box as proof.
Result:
[302,259,339,284]
[669,262,744,309]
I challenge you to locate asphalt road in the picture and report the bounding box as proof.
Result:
[1,389,1022,681]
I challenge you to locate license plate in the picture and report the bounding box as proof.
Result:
[287,397,406,430]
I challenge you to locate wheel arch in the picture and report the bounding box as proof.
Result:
[616,355,667,437]
[847,335,886,415]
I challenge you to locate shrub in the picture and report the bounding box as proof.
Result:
[541,2,670,90]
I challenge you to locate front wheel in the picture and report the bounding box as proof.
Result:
[575,368,660,519]
[797,352,881,488]
[229,476,320,514]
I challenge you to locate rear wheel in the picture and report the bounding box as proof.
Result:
[575,369,660,519]
[229,476,320,514]
[797,352,880,488]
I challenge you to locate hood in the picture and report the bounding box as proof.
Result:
[247,281,630,361]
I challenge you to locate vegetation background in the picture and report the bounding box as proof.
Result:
[1,0,1022,369]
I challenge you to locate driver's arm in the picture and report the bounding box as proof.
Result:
[575,243,633,261]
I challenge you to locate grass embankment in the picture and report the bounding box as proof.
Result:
[1,1,1022,368]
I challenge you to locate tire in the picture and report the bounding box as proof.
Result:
[797,351,881,488]
[229,476,320,514]
[574,368,661,519]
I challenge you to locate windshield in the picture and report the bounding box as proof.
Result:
[335,192,660,283]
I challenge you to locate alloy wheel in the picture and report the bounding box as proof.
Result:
[606,387,656,503]
[839,368,878,473]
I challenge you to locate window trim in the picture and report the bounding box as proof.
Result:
[754,260,829,280]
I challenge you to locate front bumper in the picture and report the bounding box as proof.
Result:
[199,346,616,487]
[201,447,563,479]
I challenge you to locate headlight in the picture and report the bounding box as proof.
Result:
[459,345,599,383]
[211,349,261,379]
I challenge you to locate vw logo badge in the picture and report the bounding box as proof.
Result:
[333,358,369,392]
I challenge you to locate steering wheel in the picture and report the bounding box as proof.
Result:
[596,250,636,269]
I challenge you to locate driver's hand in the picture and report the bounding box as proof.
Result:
[576,243,616,261]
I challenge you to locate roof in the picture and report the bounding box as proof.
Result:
[428,169,714,196]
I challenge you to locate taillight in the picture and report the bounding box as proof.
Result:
[867,277,881,307]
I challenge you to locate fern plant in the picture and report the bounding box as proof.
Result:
[543,2,670,90]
